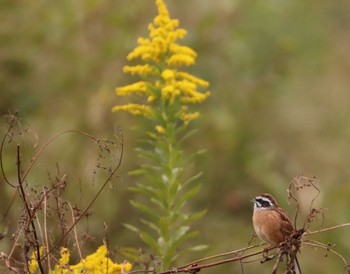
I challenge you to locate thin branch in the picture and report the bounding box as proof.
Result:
[287,177,300,230]
[0,114,17,187]
[67,201,83,260]
[21,130,101,184]
[127,270,155,274]
[272,251,283,274]
[0,191,17,226]
[43,187,51,271]
[179,242,266,269]
[158,246,276,274]
[16,145,44,274]
[305,223,350,236]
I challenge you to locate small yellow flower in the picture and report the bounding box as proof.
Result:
[59,247,70,266]
[161,69,176,80]
[155,125,166,134]
[178,106,200,125]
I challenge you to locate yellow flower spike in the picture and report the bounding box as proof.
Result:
[156,0,169,17]
[147,95,156,102]
[113,0,210,124]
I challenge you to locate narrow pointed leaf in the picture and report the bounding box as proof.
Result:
[123,223,140,233]
[139,231,159,253]
[183,209,207,224]
[130,200,158,220]
[140,219,160,234]
[188,245,208,251]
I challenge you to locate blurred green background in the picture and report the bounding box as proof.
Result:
[1,0,350,273]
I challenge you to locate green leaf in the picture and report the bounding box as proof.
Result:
[140,219,160,234]
[179,129,197,144]
[123,223,140,233]
[128,168,147,175]
[135,147,161,163]
[188,245,208,251]
[182,171,203,188]
[181,184,201,202]
[154,147,167,161]
[136,184,167,205]
[168,230,199,256]
[130,200,158,220]
[139,231,159,253]
[183,209,207,225]
[168,179,180,206]
[140,164,161,172]
[130,183,159,198]
[150,197,166,210]
[158,217,169,242]
[117,247,141,261]
[161,173,170,184]
[185,149,206,163]
[173,230,199,246]
[171,226,190,243]
[173,184,202,213]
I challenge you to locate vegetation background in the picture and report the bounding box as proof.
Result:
[1,0,350,273]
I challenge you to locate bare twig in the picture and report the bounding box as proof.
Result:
[178,242,266,269]
[158,246,276,274]
[16,145,44,274]
[43,187,51,271]
[0,114,18,187]
[305,223,350,236]
[272,251,283,274]
[67,202,83,260]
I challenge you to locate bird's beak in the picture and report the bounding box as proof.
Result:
[250,198,256,203]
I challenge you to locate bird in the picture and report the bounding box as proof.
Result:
[252,193,301,274]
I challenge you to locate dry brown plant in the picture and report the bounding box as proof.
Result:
[0,113,124,273]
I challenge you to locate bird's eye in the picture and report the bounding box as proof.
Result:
[261,200,270,207]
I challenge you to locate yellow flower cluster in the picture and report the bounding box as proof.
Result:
[126,0,188,64]
[28,247,44,274]
[113,0,210,124]
[29,246,132,274]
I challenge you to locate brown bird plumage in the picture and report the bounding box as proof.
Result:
[252,193,294,245]
[252,193,301,274]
